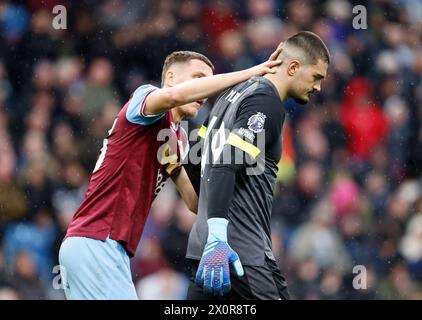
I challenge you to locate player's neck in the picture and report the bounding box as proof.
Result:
[263,74,289,102]
[170,108,183,124]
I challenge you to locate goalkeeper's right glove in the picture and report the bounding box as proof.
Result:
[195,218,244,297]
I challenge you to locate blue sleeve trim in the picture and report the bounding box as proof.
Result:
[126,84,165,125]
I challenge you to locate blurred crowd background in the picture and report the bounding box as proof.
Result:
[0,0,422,300]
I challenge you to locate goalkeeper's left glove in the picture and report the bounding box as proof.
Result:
[195,218,244,297]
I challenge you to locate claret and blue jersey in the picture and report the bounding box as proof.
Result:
[65,84,188,257]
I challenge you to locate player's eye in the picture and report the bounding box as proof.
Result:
[192,72,206,79]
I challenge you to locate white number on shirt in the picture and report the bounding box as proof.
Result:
[93,118,118,173]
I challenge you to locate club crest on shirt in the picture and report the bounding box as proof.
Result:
[247,112,266,133]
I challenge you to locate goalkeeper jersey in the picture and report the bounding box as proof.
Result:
[186,76,286,266]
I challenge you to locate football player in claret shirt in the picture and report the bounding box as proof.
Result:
[58,49,283,300]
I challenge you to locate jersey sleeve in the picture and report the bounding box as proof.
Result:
[206,93,282,219]
[228,93,282,162]
[126,84,165,125]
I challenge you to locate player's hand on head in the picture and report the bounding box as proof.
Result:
[248,60,282,77]
[247,42,284,77]
[248,48,283,77]
[268,42,283,61]
[195,218,244,297]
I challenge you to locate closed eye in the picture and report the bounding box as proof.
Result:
[314,74,325,81]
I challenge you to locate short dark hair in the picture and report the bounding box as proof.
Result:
[285,31,330,65]
[161,51,214,86]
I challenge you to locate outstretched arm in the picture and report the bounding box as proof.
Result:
[144,46,283,115]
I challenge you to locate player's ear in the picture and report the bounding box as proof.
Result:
[287,60,300,76]
[165,70,176,87]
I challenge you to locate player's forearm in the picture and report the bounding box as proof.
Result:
[183,163,201,197]
[145,56,282,115]
[172,168,198,214]
[207,166,236,219]
[145,69,255,115]
[170,69,255,107]
[182,186,198,214]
